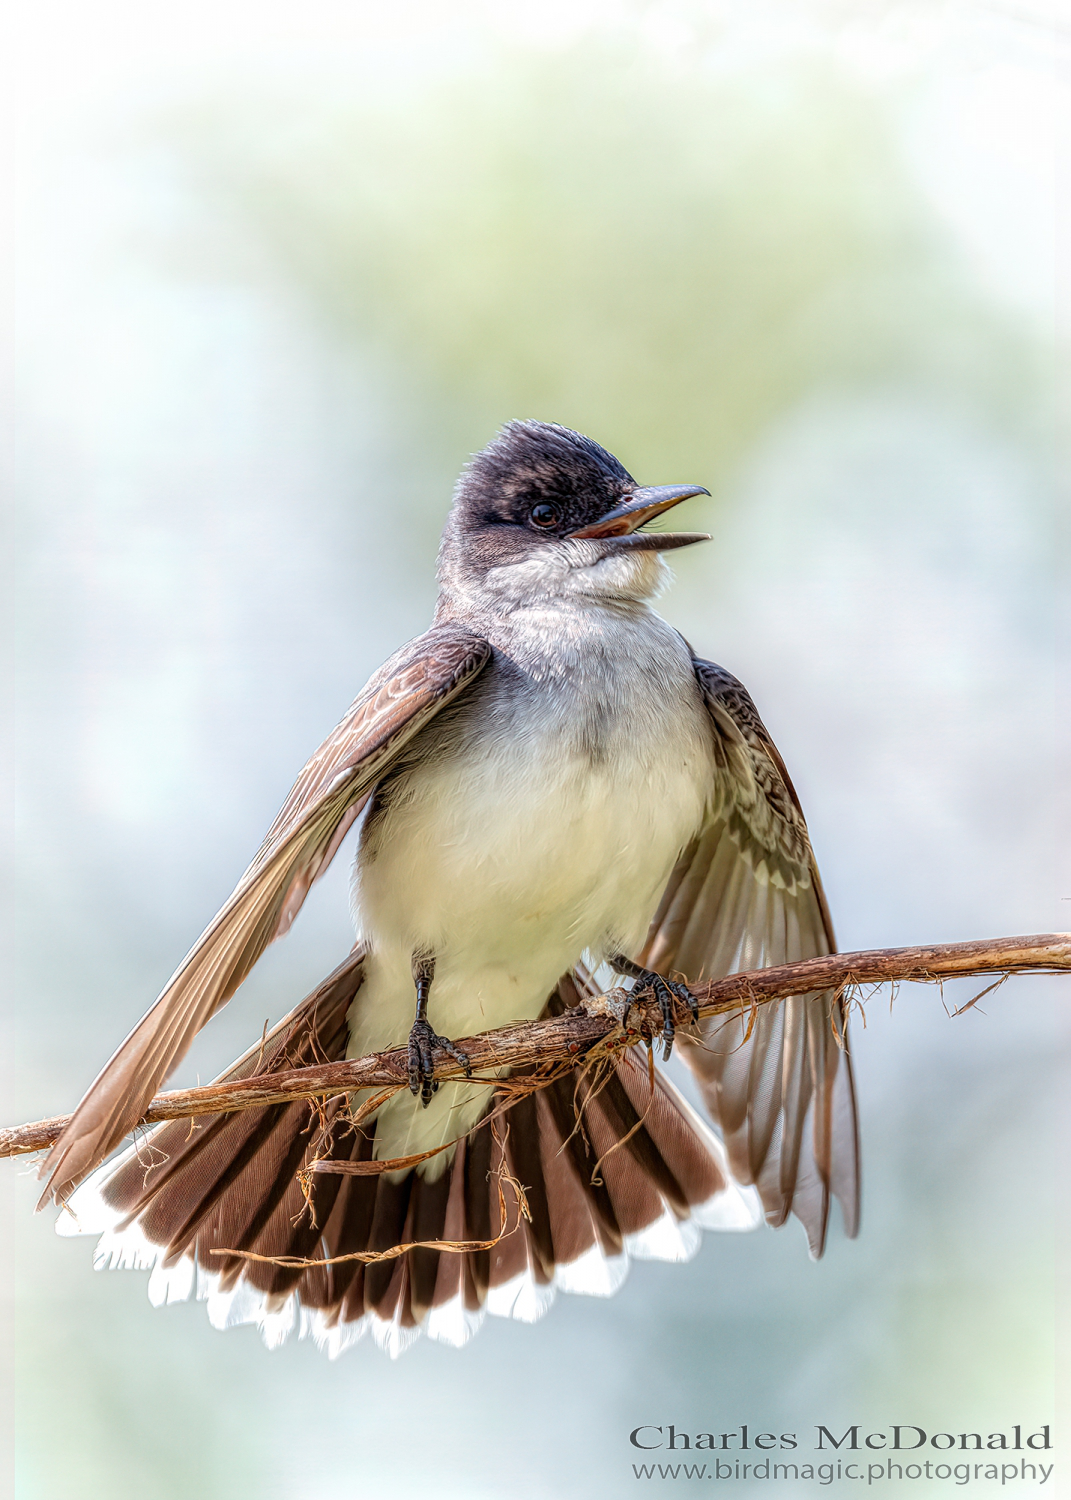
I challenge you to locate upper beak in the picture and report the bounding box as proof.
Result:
[569,484,711,552]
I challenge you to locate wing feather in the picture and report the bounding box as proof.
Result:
[639,657,859,1256]
[40,626,491,1204]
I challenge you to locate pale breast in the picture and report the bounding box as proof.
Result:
[352,607,713,1018]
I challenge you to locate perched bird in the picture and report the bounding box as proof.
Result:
[47,420,858,1356]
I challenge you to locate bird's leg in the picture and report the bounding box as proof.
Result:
[407,955,472,1107]
[609,954,699,1062]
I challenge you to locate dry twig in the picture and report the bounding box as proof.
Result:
[2,933,1067,1163]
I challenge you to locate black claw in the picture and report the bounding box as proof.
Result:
[407,1018,471,1107]
[654,977,677,1061]
[611,958,697,1061]
[668,976,700,1023]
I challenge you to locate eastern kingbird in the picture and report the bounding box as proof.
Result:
[46,421,858,1356]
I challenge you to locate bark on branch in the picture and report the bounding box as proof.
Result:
[3,933,1067,1163]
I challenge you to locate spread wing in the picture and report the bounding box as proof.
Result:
[638,658,859,1256]
[40,625,492,1205]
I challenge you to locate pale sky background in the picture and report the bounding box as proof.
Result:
[0,3,1065,1498]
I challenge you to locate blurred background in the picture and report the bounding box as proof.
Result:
[0,2,1064,1496]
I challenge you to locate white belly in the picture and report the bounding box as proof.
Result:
[346,610,714,1172]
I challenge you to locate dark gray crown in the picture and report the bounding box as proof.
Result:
[452,420,635,535]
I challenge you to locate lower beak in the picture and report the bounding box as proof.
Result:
[569,484,711,551]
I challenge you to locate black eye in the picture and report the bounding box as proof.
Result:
[529,503,560,529]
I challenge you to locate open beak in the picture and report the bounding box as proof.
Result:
[569,484,711,552]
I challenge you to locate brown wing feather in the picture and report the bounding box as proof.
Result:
[639,657,859,1256]
[40,626,491,1205]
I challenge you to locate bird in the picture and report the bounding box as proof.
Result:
[45,419,859,1357]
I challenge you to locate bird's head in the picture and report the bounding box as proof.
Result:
[436,420,710,610]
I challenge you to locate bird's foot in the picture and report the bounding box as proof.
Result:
[619,965,698,1061]
[406,1018,472,1107]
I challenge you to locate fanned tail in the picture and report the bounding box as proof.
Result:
[56,970,760,1357]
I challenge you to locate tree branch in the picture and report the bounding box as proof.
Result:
[3,933,1067,1163]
